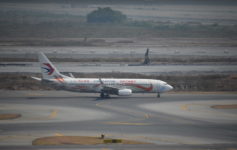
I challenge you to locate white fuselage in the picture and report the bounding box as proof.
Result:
[36,52,173,97]
[44,78,173,94]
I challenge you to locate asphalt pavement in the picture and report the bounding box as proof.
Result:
[0,91,237,150]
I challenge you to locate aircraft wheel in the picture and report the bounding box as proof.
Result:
[100,92,105,98]
[157,93,160,98]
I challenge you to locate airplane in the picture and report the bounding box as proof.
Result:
[32,53,173,98]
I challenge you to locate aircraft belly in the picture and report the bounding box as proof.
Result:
[127,85,153,93]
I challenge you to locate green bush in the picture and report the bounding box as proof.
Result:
[87,7,127,23]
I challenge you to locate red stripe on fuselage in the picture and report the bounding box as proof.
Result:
[135,84,153,91]
[124,83,153,92]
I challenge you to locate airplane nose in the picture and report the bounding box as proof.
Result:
[166,84,173,91]
[169,85,173,90]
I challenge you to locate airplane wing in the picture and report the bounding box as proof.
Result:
[99,78,119,95]
[99,78,130,95]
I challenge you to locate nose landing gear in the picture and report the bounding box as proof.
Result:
[100,92,104,98]
[157,93,160,98]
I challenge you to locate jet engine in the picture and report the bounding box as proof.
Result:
[118,89,132,96]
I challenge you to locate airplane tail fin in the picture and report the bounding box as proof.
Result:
[38,52,67,80]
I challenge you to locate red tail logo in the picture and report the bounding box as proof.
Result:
[42,63,54,75]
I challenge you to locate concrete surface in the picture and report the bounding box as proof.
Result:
[0,62,236,75]
[0,91,237,150]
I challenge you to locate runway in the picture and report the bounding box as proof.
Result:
[0,90,237,150]
[1,62,236,75]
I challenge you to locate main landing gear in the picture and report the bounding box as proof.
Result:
[100,92,110,98]
[157,93,160,98]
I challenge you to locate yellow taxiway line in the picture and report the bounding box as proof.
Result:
[54,133,64,136]
[48,110,58,119]
[96,100,153,126]
[144,113,150,119]
[105,122,153,126]
[180,104,190,111]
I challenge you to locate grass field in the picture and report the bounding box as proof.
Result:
[0,1,236,92]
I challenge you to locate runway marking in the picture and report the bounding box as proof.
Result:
[96,103,101,106]
[96,101,111,107]
[211,104,237,109]
[104,122,153,126]
[97,101,152,126]
[96,101,150,120]
[48,109,58,119]
[170,91,237,94]
[181,103,237,111]
[180,104,190,111]
[179,102,237,120]
[54,133,64,136]
[145,113,150,119]
[96,100,156,126]
[181,103,211,112]
[26,93,44,96]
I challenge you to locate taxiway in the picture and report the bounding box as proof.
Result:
[0,91,237,150]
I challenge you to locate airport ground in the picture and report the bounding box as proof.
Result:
[0,90,237,150]
[0,1,237,149]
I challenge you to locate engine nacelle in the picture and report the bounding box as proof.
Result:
[118,89,132,96]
